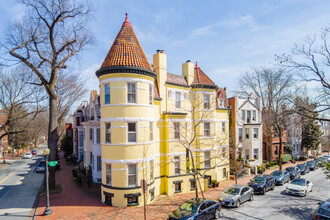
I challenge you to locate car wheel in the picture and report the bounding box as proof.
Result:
[261,188,265,195]
[214,208,221,219]
[271,183,275,190]
[249,194,254,201]
[236,200,241,208]
[310,186,313,192]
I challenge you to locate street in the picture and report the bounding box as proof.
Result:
[219,168,330,220]
[0,146,45,219]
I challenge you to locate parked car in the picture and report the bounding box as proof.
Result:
[286,178,313,197]
[36,161,46,173]
[306,161,317,171]
[31,150,37,155]
[285,166,301,180]
[270,170,290,185]
[312,198,330,220]
[167,198,221,220]
[218,185,254,208]
[23,152,32,159]
[296,164,310,175]
[247,175,275,195]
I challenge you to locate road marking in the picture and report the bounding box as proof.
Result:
[0,172,15,185]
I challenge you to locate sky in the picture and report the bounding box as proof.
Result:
[1,0,330,102]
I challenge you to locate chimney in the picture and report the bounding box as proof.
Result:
[153,50,167,105]
[182,60,194,85]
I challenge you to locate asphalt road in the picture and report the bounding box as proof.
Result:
[0,146,45,219]
[218,167,330,220]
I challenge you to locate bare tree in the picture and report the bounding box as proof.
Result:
[276,26,330,121]
[238,67,293,170]
[0,68,46,161]
[3,0,94,189]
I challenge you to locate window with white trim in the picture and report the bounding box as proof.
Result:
[239,128,243,142]
[253,128,258,139]
[90,128,93,142]
[218,98,224,108]
[222,148,226,159]
[204,94,210,109]
[149,122,153,141]
[204,122,210,137]
[222,122,226,134]
[105,123,111,143]
[175,92,181,108]
[150,160,154,179]
[104,84,110,104]
[174,156,180,175]
[204,151,211,168]
[149,84,153,105]
[97,156,101,172]
[247,110,251,123]
[241,110,245,121]
[174,122,180,140]
[253,149,258,160]
[96,128,100,144]
[128,122,137,142]
[128,164,137,186]
[245,128,250,139]
[127,82,136,103]
[106,164,111,186]
[252,110,256,121]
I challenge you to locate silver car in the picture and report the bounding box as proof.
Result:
[218,185,254,208]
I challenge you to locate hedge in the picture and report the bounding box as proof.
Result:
[281,154,292,163]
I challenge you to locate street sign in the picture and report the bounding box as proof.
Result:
[141,179,147,193]
[48,161,58,166]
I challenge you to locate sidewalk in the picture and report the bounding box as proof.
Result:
[35,155,310,220]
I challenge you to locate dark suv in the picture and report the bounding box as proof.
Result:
[305,161,317,171]
[248,175,275,195]
[285,166,301,180]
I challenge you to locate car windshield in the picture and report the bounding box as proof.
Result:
[26,153,31,155]
[179,201,198,213]
[286,167,294,172]
[271,171,282,176]
[306,161,314,165]
[251,177,265,183]
[38,161,46,166]
[318,203,330,216]
[297,165,304,169]
[224,187,240,195]
[291,179,306,186]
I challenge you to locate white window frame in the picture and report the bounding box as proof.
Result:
[247,110,251,123]
[238,128,243,142]
[96,128,100,144]
[97,156,101,172]
[218,98,224,108]
[245,128,250,139]
[174,156,180,175]
[241,110,245,121]
[128,122,137,143]
[203,94,210,109]
[222,122,226,134]
[253,128,258,139]
[252,110,256,121]
[104,83,110,104]
[106,164,112,186]
[105,123,111,143]
[174,122,180,140]
[127,82,137,104]
[253,149,258,160]
[175,92,181,108]
[204,122,210,137]
[149,84,153,105]
[90,128,93,142]
[204,151,211,168]
[222,148,226,159]
[150,160,154,180]
[128,164,137,186]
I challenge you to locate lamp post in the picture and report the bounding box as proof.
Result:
[43,147,52,216]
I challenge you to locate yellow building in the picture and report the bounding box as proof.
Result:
[96,14,230,207]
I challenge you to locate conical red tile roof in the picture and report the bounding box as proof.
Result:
[193,62,216,86]
[99,13,152,71]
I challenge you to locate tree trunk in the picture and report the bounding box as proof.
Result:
[48,95,58,190]
[279,136,283,170]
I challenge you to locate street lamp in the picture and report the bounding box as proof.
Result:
[43,147,52,216]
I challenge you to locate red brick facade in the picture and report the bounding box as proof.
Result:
[0,110,8,152]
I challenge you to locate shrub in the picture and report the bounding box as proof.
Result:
[72,169,78,178]
[249,159,256,162]
[211,179,218,187]
[281,154,292,163]
[75,175,83,185]
[262,160,268,164]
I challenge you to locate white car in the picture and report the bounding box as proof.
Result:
[23,152,32,159]
[286,178,313,197]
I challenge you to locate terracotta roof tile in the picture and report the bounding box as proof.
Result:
[193,62,216,86]
[166,73,188,86]
[100,13,152,71]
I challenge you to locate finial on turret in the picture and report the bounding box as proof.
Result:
[122,12,132,27]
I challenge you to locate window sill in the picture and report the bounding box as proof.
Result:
[127,203,139,206]
[174,190,182,193]
[190,188,195,191]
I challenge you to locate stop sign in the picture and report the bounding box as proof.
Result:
[141,179,147,193]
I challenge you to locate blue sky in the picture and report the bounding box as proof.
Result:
[1,0,330,100]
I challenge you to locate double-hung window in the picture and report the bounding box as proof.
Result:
[253,128,258,139]
[97,156,101,172]
[241,110,245,121]
[252,110,256,121]
[175,92,181,108]
[96,128,100,144]
[218,98,224,108]
[149,84,153,105]
[247,110,251,123]
[128,164,137,186]
[253,149,258,160]
[204,151,211,168]
[174,156,180,175]
[150,160,154,179]
[105,123,111,143]
[204,122,210,137]
[222,122,226,134]
[149,122,153,141]
[90,128,93,142]
[174,122,180,140]
[127,83,136,103]
[245,128,250,139]
[238,128,243,142]
[106,164,111,186]
[104,84,110,104]
[128,122,137,142]
[204,94,210,109]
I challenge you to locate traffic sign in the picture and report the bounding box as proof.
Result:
[48,161,58,166]
[141,179,147,193]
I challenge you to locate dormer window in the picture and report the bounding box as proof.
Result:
[218,98,224,108]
